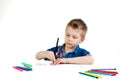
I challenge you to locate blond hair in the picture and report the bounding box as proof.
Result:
[66,19,87,38]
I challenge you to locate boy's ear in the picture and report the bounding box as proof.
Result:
[79,37,85,43]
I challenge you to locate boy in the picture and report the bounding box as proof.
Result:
[36,19,94,65]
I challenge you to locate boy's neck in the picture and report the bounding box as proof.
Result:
[64,45,76,53]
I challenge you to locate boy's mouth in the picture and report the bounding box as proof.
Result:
[66,42,73,46]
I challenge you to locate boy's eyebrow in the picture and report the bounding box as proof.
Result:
[65,32,70,34]
[65,33,79,37]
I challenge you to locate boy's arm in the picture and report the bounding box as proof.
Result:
[53,55,94,65]
[66,55,94,64]
[35,51,56,63]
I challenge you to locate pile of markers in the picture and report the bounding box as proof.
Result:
[79,68,118,79]
[13,62,32,72]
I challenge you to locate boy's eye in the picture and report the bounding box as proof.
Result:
[66,34,70,37]
[73,36,78,39]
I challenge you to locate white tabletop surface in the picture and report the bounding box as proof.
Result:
[1,59,120,80]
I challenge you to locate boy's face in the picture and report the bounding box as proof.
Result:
[65,26,84,49]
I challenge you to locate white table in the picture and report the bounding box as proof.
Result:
[1,60,120,80]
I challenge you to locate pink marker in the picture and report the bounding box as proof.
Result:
[13,66,23,72]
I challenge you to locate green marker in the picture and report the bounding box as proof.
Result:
[21,62,32,67]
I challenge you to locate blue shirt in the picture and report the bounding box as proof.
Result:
[47,44,90,59]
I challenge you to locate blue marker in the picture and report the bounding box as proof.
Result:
[87,71,115,76]
[16,66,32,71]
[91,68,116,70]
[56,38,59,47]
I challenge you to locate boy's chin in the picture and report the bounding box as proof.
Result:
[66,44,75,49]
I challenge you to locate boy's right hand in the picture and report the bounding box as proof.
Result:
[45,51,56,63]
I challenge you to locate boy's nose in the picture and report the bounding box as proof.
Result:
[68,37,73,41]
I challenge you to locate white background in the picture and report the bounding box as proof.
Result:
[0,0,120,73]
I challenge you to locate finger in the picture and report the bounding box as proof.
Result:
[53,60,61,65]
[49,52,55,63]
[49,53,53,61]
[52,54,55,63]
[59,62,65,64]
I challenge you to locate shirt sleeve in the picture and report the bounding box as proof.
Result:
[47,46,58,53]
[80,48,90,56]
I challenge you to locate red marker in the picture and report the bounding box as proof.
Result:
[87,71,116,76]
[88,70,118,75]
